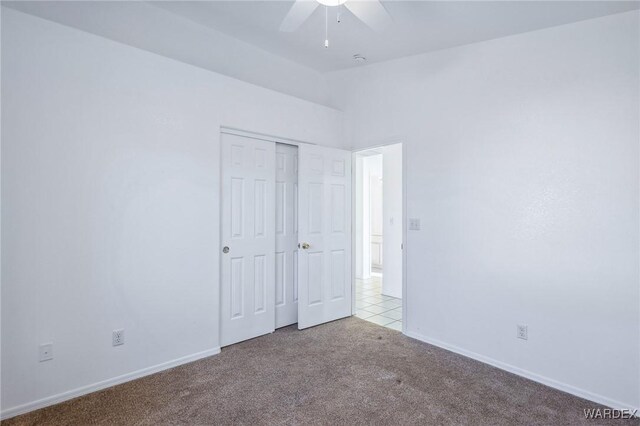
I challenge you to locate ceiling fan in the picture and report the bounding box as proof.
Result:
[280,0,392,47]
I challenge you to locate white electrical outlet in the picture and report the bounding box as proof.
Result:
[517,324,528,340]
[409,218,421,231]
[39,343,53,362]
[112,329,125,346]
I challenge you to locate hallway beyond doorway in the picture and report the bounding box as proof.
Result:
[354,275,402,331]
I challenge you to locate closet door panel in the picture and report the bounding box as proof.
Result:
[221,133,275,346]
[298,144,352,329]
[275,143,299,328]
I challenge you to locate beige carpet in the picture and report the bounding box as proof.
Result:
[3,318,637,425]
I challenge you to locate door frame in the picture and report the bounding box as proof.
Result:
[220,127,316,148]
[351,141,407,333]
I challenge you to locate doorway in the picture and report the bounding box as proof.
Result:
[353,143,403,331]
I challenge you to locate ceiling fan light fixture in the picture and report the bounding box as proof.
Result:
[316,0,347,7]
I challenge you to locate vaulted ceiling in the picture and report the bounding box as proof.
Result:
[4,1,638,107]
[152,1,639,72]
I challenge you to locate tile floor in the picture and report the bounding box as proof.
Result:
[355,274,403,331]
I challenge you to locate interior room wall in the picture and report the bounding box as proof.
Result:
[367,154,383,272]
[2,1,335,108]
[1,8,344,417]
[381,144,403,299]
[328,10,640,410]
[354,155,366,280]
[360,155,374,280]
[355,154,381,281]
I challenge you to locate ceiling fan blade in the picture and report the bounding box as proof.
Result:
[279,0,319,32]
[344,0,393,32]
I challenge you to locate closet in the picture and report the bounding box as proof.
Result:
[220,130,352,347]
[275,143,298,329]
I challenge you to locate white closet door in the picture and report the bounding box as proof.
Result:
[297,144,352,329]
[275,143,298,328]
[220,133,275,346]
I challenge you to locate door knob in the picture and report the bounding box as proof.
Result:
[298,242,310,250]
[222,246,229,254]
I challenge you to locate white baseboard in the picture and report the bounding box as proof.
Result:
[0,347,221,421]
[403,330,639,413]
[4,334,638,420]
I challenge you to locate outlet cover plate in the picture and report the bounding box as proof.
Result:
[112,329,125,346]
[517,324,528,340]
[39,343,53,362]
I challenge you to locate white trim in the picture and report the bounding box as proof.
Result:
[0,347,221,421]
[400,143,407,334]
[220,126,315,147]
[404,330,639,413]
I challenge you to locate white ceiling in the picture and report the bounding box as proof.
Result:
[4,0,638,106]
[151,1,639,72]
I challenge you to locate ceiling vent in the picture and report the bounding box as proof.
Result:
[353,54,367,63]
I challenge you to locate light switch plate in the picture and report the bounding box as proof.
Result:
[409,218,421,231]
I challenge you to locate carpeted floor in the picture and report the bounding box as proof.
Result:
[3,317,638,425]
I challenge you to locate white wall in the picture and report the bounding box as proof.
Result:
[367,154,383,271]
[3,1,335,108]
[360,156,373,280]
[381,144,403,299]
[0,8,344,416]
[355,153,381,280]
[329,11,640,410]
[354,156,366,280]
